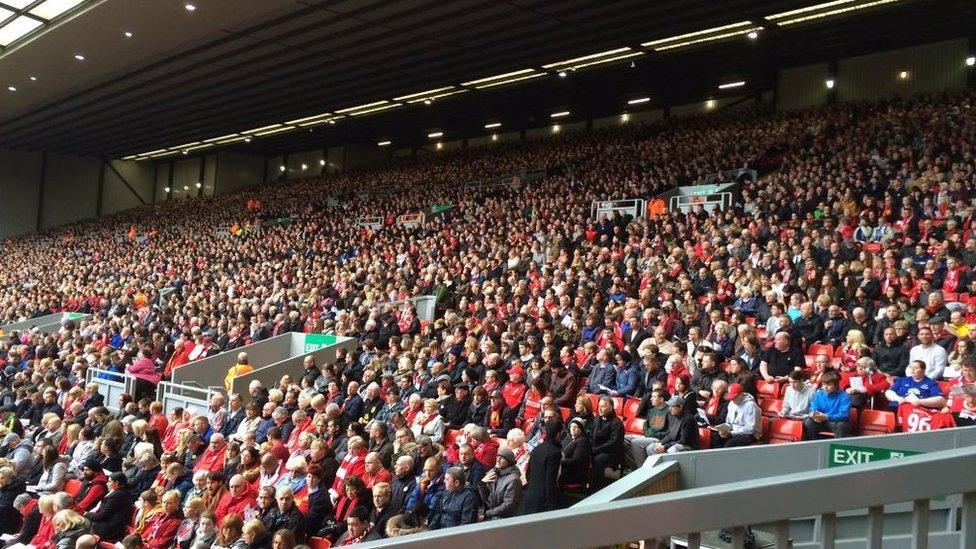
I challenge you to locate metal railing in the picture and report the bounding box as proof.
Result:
[156,381,219,417]
[701,167,757,185]
[357,446,976,549]
[591,198,647,221]
[84,367,136,413]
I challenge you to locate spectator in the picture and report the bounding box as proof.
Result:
[589,397,624,488]
[85,472,132,542]
[780,371,815,419]
[909,327,949,380]
[711,383,760,448]
[520,421,562,513]
[478,449,522,521]
[51,509,92,549]
[841,357,891,409]
[623,388,670,469]
[885,360,947,410]
[759,332,805,383]
[649,396,700,455]
[803,373,853,439]
[0,467,26,534]
[428,467,477,529]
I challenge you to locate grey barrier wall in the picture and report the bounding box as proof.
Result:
[171,333,294,390]
[0,312,89,334]
[156,381,219,417]
[32,313,92,334]
[230,333,356,405]
[85,368,137,413]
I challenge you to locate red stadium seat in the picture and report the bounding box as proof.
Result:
[806,343,834,357]
[624,417,646,436]
[759,398,782,419]
[804,355,816,367]
[309,537,333,549]
[698,427,712,449]
[858,409,897,436]
[611,396,624,417]
[65,478,82,498]
[587,393,600,412]
[622,398,641,420]
[757,379,780,400]
[767,418,803,444]
[861,242,882,253]
[558,406,571,422]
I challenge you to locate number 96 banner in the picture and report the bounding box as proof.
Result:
[897,403,956,433]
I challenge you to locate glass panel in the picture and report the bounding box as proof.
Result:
[0,15,41,46]
[28,0,84,20]
[0,1,36,9]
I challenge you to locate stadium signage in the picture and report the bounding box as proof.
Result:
[827,443,921,468]
[303,333,339,353]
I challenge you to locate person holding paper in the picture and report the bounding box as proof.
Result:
[803,372,853,439]
[840,358,891,409]
[780,371,815,419]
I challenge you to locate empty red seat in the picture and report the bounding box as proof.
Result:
[309,537,333,549]
[759,398,782,419]
[858,409,896,436]
[624,417,646,436]
[611,396,624,417]
[558,406,571,422]
[757,379,780,400]
[807,343,834,357]
[587,393,600,412]
[622,398,641,420]
[767,418,803,444]
[65,478,82,498]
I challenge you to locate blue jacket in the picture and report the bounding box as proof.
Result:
[587,363,617,395]
[255,417,275,443]
[613,363,639,398]
[428,488,478,529]
[580,325,599,344]
[406,475,445,513]
[810,389,851,422]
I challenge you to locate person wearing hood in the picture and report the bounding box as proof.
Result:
[711,383,761,448]
[74,459,109,513]
[0,466,27,534]
[85,472,132,542]
[51,509,92,549]
[3,433,34,479]
[478,448,522,520]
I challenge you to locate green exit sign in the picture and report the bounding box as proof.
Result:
[303,333,338,353]
[828,442,921,468]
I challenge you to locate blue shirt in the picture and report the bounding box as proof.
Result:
[810,389,851,422]
[889,376,943,408]
[613,362,639,398]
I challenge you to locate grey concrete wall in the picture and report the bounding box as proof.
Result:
[0,149,43,237]
[171,334,293,390]
[102,159,154,215]
[40,153,101,229]
[836,39,968,103]
[778,62,831,112]
[215,152,265,195]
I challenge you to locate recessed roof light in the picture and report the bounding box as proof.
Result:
[558,71,567,78]
[825,79,836,89]
[183,185,189,190]
[184,3,196,11]
[718,81,746,89]
[124,31,133,38]
[244,137,251,143]
[898,70,909,80]
[195,182,202,188]
[423,99,432,105]
[301,163,308,170]
[7,85,16,92]
[627,97,651,105]
[550,111,570,118]
[484,122,502,129]
[28,76,36,82]
[968,56,976,67]
[427,131,443,138]
[74,53,84,61]
[164,187,171,193]
[319,159,325,166]
[747,31,758,39]
[377,140,392,146]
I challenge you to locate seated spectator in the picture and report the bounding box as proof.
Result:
[885,360,947,410]
[589,397,624,488]
[909,327,948,380]
[945,339,972,380]
[710,383,759,448]
[873,327,909,377]
[803,373,853,439]
[335,505,381,544]
[428,467,477,529]
[559,418,592,487]
[649,396,700,455]
[759,333,805,383]
[841,357,891,409]
[51,509,92,549]
[623,389,670,469]
[85,472,132,542]
[410,399,445,444]
[780,371,815,419]
[478,449,522,520]
[0,466,26,534]
[837,330,870,372]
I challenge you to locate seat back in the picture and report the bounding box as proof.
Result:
[622,398,641,420]
[65,478,83,498]
[759,398,782,419]
[858,409,896,436]
[768,418,803,444]
[624,417,646,436]
[807,343,834,357]
[309,537,333,549]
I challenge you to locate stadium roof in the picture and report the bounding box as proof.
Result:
[0,0,973,158]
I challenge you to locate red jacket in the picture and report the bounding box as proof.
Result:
[331,451,366,495]
[193,445,226,473]
[286,417,314,453]
[29,514,53,549]
[140,512,183,549]
[126,356,161,385]
[215,487,257,524]
[502,381,526,410]
[75,473,108,512]
[473,439,498,470]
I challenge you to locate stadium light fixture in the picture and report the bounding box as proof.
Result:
[747,31,759,39]
[551,124,561,133]
[558,71,567,78]
[427,131,443,138]
[627,97,651,105]
[29,76,36,82]
[279,165,286,171]
[542,47,643,72]
[825,78,836,89]
[74,53,84,61]
[620,113,630,122]
[124,31,133,38]
[550,111,570,118]
[491,134,498,142]
[718,81,746,89]
[968,56,976,67]
[766,0,902,26]
[301,163,308,171]
[706,99,716,110]
[184,3,196,12]
[183,185,189,190]
[898,70,909,80]
[195,182,202,188]
[377,140,392,146]
[164,187,171,193]
[435,142,443,150]
[642,21,762,51]
[319,159,326,166]
[6,86,15,92]
[484,122,502,129]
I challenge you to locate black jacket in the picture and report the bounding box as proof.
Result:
[0,477,26,534]
[264,505,305,541]
[87,487,132,541]
[658,413,700,451]
[873,342,909,377]
[390,473,417,515]
[559,435,591,486]
[222,409,246,438]
[520,439,561,513]
[589,415,624,461]
[305,487,333,536]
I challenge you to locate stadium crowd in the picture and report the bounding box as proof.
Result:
[0,90,974,547]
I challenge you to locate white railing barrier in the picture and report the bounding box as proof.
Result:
[84,368,136,413]
[356,447,976,549]
[355,216,383,231]
[156,381,219,417]
[397,213,425,229]
[670,191,733,214]
[591,198,647,221]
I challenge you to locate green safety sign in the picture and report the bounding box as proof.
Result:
[303,333,338,353]
[827,442,921,468]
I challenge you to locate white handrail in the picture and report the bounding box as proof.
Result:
[356,447,976,549]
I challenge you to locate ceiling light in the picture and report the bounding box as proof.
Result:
[195,182,202,189]
[124,31,133,38]
[184,3,196,11]
[74,53,85,61]
[377,140,392,146]
[968,56,976,67]
[543,47,642,72]
[484,122,502,129]
[747,31,758,39]
[164,187,171,193]
[642,21,761,51]
[463,68,536,87]
[319,159,326,166]
[620,113,630,122]
[558,71,567,78]
[254,126,295,137]
[182,150,189,155]
[286,113,334,125]
[6,86,15,92]
[898,70,909,80]
[28,76,36,82]
[551,124,561,133]
[279,165,286,172]
[243,123,282,134]
[244,137,252,143]
[203,133,241,143]
[0,17,42,46]
[394,87,456,102]
[471,72,544,89]
[301,163,308,171]
[183,185,189,191]
[825,78,836,89]
[349,103,402,116]
[766,0,901,25]
[718,81,746,89]
[491,134,498,142]
[706,99,716,109]
[550,111,570,118]
[427,131,443,138]
[423,100,432,105]
[627,97,651,105]
[335,101,389,114]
